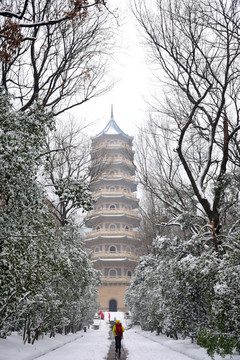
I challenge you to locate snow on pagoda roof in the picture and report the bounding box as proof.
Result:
[92,105,133,140]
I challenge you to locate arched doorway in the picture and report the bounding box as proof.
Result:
[109,299,117,312]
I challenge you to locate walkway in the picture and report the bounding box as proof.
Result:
[105,327,128,360]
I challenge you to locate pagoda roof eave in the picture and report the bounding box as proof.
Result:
[91,119,133,140]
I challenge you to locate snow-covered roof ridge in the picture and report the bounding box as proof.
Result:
[92,106,133,139]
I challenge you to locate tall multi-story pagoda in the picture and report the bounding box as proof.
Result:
[84,109,141,312]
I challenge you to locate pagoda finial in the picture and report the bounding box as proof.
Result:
[110,104,114,120]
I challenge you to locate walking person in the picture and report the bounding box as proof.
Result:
[112,320,124,358]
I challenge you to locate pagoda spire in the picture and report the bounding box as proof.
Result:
[110,104,114,120]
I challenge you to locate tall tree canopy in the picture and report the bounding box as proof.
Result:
[0,0,114,114]
[133,0,240,249]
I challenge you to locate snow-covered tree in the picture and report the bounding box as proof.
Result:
[126,233,240,356]
[0,90,99,342]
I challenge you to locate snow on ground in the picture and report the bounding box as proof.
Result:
[0,312,240,360]
[124,327,240,360]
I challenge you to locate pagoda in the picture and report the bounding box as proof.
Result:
[84,108,141,312]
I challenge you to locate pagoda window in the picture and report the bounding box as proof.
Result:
[106,204,110,208]
[110,269,116,277]
[110,224,116,231]
[125,226,129,231]
[106,186,109,190]
[116,223,120,229]
[116,170,119,174]
[95,248,99,253]
[127,247,130,253]
[110,205,115,210]
[96,226,100,231]
[116,245,121,252]
[110,171,114,175]
[104,268,110,276]
[116,268,121,276]
[116,186,119,190]
[105,223,110,229]
[110,187,115,191]
[99,245,102,251]
[127,271,132,277]
[130,225,133,231]
[131,248,134,254]
[123,245,126,251]
[116,204,119,209]
[105,245,109,251]
[110,246,116,253]
[122,224,125,229]
[124,269,127,276]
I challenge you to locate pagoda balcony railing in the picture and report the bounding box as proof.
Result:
[92,158,133,168]
[98,174,136,182]
[101,276,132,284]
[92,142,133,152]
[93,190,137,200]
[91,251,138,261]
[86,208,139,219]
[85,229,140,240]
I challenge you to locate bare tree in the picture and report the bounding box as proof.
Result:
[43,120,109,226]
[0,0,115,114]
[43,122,92,226]
[132,0,240,249]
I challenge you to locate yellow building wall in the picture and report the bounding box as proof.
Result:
[98,284,128,312]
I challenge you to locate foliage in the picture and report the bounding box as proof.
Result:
[0,90,99,342]
[126,233,240,356]
[130,1,240,355]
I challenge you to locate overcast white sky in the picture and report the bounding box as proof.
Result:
[68,0,152,138]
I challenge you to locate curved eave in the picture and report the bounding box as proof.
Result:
[92,176,137,187]
[85,214,141,227]
[92,194,139,204]
[92,257,138,263]
[91,119,133,140]
[91,160,134,169]
[91,146,134,155]
[84,235,141,243]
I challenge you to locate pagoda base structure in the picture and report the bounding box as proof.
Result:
[98,283,128,312]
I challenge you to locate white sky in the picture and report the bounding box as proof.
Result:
[69,0,152,138]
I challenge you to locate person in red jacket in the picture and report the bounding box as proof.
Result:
[112,320,124,355]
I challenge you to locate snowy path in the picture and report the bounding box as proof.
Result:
[34,320,110,360]
[1,312,240,360]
